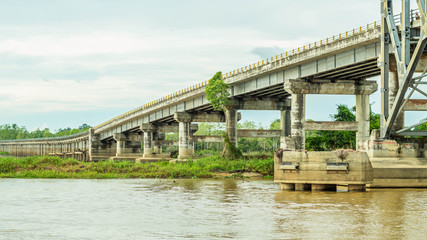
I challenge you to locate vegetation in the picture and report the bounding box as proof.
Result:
[305,104,380,151]
[0,155,274,179]
[0,123,91,140]
[221,132,243,160]
[205,71,230,111]
[0,152,9,155]
[415,118,427,131]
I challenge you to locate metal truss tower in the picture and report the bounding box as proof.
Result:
[380,0,427,138]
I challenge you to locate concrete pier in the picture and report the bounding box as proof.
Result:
[174,112,195,159]
[275,151,374,192]
[356,94,370,151]
[290,93,305,151]
[141,124,155,158]
[224,105,238,146]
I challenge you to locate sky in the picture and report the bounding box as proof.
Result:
[0,0,425,131]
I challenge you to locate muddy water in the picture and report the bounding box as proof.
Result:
[0,179,426,239]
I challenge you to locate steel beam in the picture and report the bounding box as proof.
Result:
[402,0,410,68]
[381,0,391,135]
[383,34,427,137]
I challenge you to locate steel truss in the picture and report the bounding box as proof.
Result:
[380,0,427,138]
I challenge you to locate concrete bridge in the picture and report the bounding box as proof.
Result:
[1,0,426,189]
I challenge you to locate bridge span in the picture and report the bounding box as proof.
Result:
[1,1,426,189]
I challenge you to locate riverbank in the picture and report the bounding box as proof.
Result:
[0,155,273,179]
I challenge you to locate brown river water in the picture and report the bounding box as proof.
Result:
[0,179,426,239]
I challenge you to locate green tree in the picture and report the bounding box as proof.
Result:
[205,71,230,111]
[415,118,427,131]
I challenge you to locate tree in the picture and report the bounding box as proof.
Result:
[415,118,427,131]
[205,71,230,111]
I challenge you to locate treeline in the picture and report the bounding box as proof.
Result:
[0,124,91,140]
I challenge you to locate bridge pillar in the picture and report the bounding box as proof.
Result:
[174,112,194,159]
[224,104,239,146]
[113,133,143,158]
[389,71,405,130]
[141,124,156,158]
[291,94,306,151]
[153,132,165,154]
[356,94,370,151]
[280,104,292,149]
[113,133,127,156]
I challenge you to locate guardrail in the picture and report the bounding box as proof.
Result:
[0,131,89,143]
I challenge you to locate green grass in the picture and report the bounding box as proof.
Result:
[0,155,274,179]
[0,151,9,155]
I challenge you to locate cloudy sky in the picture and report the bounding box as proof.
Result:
[0,0,424,131]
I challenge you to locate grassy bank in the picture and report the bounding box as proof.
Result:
[0,152,9,155]
[0,155,273,179]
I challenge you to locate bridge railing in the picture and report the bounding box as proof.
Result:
[92,9,420,134]
[0,131,89,143]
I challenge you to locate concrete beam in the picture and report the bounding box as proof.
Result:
[305,121,359,131]
[404,99,427,111]
[155,140,178,146]
[191,136,223,143]
[174,111,241,123]
[113,133,143,142]
[237,129,281,138]
[237,98,291,110]
[284,79,378,95]
[155,123,199,133]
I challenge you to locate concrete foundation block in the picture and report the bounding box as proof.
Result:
[295,183,311,191]
[275,150,373,192]
[280,183,295,190]
[348,184,366,192]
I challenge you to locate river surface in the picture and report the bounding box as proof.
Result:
[0,179,426,240]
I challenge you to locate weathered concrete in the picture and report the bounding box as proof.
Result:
[275,150,374,191]
[237,130,281,138]
[113,133,143,158]
[404,99,427,111]
[284,79,378,95]
[367,130,427,187]
[224,104,239,146]
[140,123,155,158]
[305,121,358,131]
[174,112,195,159]
[356,94,370,151]
[153,132,165,155]
[236,98,291,110]
[290,94,305,151]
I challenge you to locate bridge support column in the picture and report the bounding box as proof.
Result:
[113,133,143,158]
[174,112,194,159]
[291,94,305,151]
[225,105,238,146]
[389,71,405,130]
[141,124,155,158]
[153,132,165,154]
[356,94,370,151]
[280,105,292,149]
[113,133,127,157]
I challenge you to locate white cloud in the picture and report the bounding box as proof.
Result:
[0,32,154,57]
